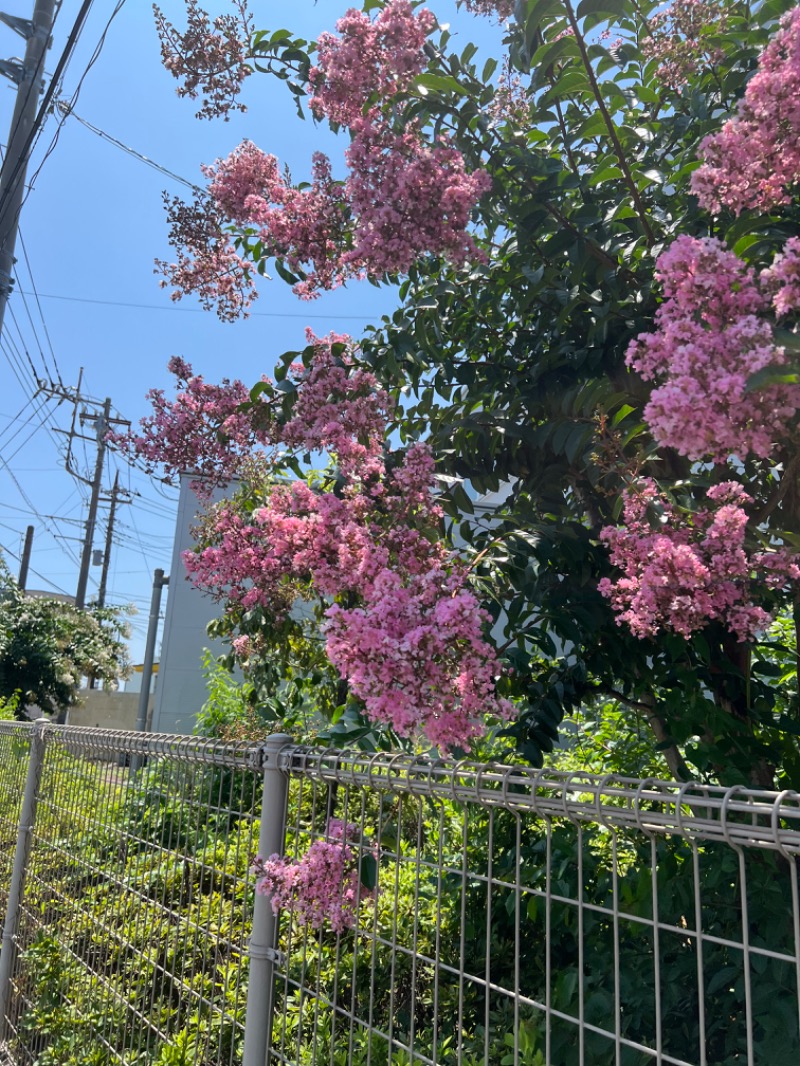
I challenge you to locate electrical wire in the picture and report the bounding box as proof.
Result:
[5,304,44,385]
[0,0,99,222]
[54,100,201,192]
[0,531,71,596]
[10,288,380,320]
[0,454,79,567]
[22,0,129,207]
[18,229,62,385]
[0,393,37,447]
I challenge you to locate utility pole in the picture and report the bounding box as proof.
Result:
[97,471,121,609]
[131,568,168,772]
[39,380,130,610]
[0,0,56,344]
[74,398,110,610]
[17,523,32,590]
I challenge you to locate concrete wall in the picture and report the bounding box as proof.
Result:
[67,690,154,731]
[150,476,233,736]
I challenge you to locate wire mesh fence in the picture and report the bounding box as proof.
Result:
[0,729,29,927]
[0,723,266,1066]
[0,722,798,1066]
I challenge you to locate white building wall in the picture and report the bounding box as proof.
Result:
[150,476,231,735]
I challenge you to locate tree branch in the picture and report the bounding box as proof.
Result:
[562,0,656,245]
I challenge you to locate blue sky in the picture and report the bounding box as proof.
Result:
[0,0,501,661]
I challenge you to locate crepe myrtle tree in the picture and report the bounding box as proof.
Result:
[133,0,800,786]
[0,558,131,719]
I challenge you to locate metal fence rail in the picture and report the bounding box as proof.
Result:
[0,721,798,1066]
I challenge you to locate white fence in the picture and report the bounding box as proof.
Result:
[0,721,797,1065]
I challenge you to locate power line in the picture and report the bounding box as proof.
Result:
[0,0,97,222]
[0,530,70,596]
[0,393,36,447]
[18,229,62,384]
[5,303,44,384]
[54,99,200,192]
[0,454,79,568]
[10,288,380,320]
[23,0,129,204]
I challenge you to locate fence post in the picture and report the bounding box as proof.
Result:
[242,733,292,1066]
[0,722,47,1041]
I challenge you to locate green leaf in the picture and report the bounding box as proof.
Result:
[415,73,468,97]
[576,0,627,20]
[359,853,378,892]
[746,366,800,392]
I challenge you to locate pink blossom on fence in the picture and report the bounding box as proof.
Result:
[761,238,800,318]
[309,0,437,126]
[254,839,366,933]
[154,0,253,120]
[626,236,800,462]
[326,819,360,841]
[692,8,800,214]
[599,480,799,642]
[641,0,728,90]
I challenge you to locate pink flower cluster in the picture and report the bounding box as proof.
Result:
[462,0,515,20]
[641,0,727,90]
[177,332,511,752]
[153,0,253,120]
[326,565,512,752]
[161,1,491,315]
[254,837,365,933]
[627,236,800,462]
[761,237,800,318]
[344,117,492,275]
[309,1,436,126]
[156,193,258,320]
[599,480,800,642]
[278,330,392,480]
[692,8,800,214]
[108,356,271,488]
[204,145,350,299]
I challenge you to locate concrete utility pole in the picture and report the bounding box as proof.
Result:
[17,523,32,590]
[0,0,56,343]
[75,398,111,609]
[39,381,130,609]
[97,471,121,609]
[132,569,168,771]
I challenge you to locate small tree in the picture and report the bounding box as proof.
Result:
[0,559,131,719]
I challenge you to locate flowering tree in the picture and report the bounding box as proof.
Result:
[0,558,131,718]
[136,0,800,787]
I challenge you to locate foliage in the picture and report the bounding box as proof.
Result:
[0,691,19,721]
[0,557,131,718]
[0,742,259,1065]
[0,723,794,1065]
[194,650,269,741]
[136,0,800,789]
